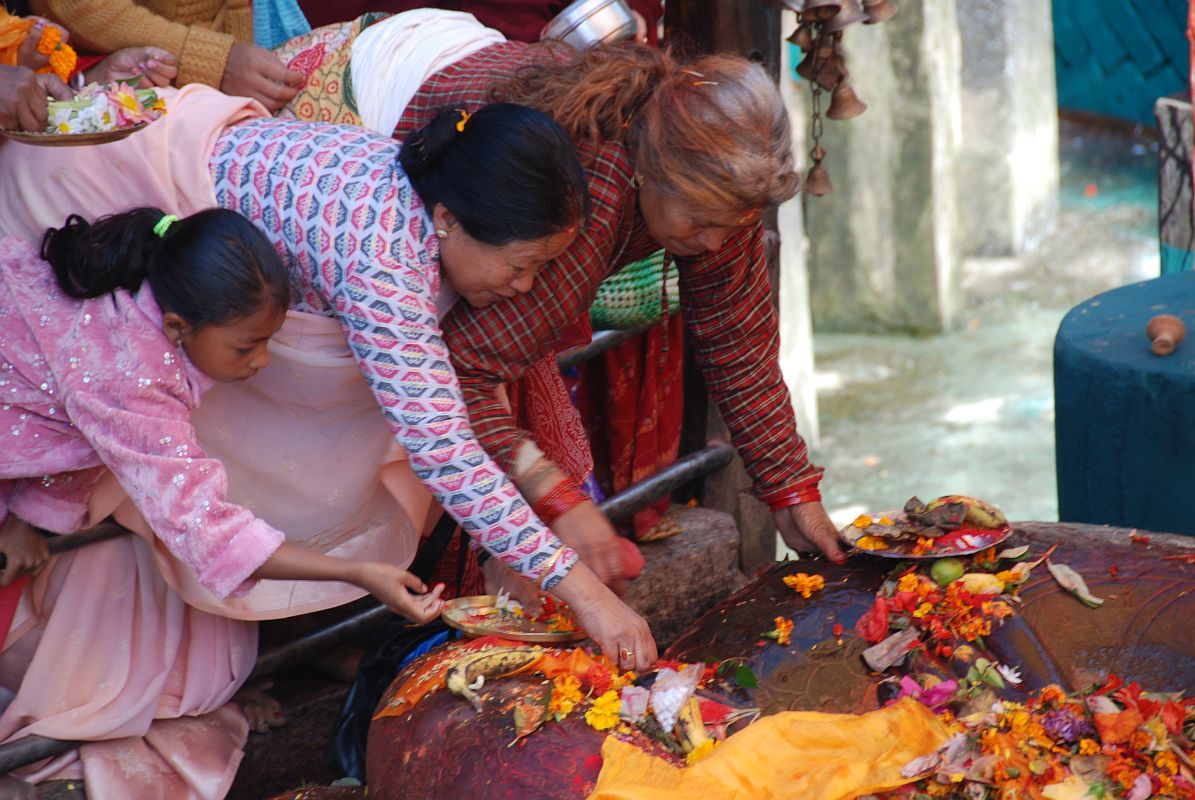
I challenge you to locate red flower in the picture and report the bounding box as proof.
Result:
[855,596,890,643]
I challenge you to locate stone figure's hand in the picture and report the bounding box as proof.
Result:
[775,501,846,563]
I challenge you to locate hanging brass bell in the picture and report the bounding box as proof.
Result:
[804,161,834,196]
[787,23,815,51]
[826,82,867,119]
[862,0,898,23]
[796,44,840,90]
[822,0,868,32]
[800,0,841,23]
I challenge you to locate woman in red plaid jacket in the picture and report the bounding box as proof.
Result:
[277,17,845,589]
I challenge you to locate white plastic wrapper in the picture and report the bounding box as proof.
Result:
[649,663,702,731]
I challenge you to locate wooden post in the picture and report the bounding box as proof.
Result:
[667,0,785,574]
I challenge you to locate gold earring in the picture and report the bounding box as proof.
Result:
[435,229,448,239]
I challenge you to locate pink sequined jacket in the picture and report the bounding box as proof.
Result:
[0,237,285,598]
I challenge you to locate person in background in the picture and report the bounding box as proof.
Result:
[26,0,304,110]
[0,8,177,129]
[296,0,662,45]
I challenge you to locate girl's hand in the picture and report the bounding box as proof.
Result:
[357,562,445,623]
[0,516,49,587]
[86,47,178,88]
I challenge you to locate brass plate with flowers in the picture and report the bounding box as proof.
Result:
[441,594,586,643]
[840,495,1012,559]
[1,122,147,146]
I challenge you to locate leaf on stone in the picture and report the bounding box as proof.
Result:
[995,545,1030,561]
[1047,561,1104,607]
[733,664,758,689]
[510,688,550,743]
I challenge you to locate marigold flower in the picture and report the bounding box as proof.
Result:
[685,738,717,765]
[584,690,622,731]
[912,602,934,619]
[1129,730,1153,752]
[783,572,825,599]
[1077,738,1100,756]
[1154,750,1179,774]
[549,674,582,718]
[897,573,921,593]
[1039,685,1067,706]
[852,514,873,528]
[763,616,794,646]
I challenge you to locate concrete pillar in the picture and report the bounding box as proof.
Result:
[805,0,964,334]
[957,0,1059,256]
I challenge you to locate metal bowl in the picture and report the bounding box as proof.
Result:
[542,0,637,49]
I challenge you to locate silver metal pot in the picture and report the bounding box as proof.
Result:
[542,0,638,49]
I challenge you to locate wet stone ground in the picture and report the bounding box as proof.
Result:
[811,116,1161,529]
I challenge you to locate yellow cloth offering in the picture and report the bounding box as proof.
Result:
[589,697,951,800]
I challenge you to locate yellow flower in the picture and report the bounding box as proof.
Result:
[953,645,975,662]
[685,738,717,765]
[912,602,934,619]
[585,690,622,731]
[782,572,825,599]
[897,573,921,593]
[878,516,894,525]
[852,514,873,528]
[549,674,582,718]
[1077,738,1100,756]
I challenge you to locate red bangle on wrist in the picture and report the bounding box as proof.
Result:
[761,484,822,511]
[532,479,589,524]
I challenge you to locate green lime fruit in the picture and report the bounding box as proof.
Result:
[930,557,965,586]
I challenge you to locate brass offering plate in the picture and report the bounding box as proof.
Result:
[441,595,586,643]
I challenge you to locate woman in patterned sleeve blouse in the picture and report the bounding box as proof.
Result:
[276,17,846,589]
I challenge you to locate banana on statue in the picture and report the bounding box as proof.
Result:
[446,646,543,712]
[674,696,711,754]
[925,495,1007,530]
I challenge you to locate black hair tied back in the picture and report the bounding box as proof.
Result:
[399,103,590,246]
[41,207,291,330]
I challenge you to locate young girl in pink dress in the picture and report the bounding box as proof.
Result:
[0,206,446,618]
[0,206,448,798]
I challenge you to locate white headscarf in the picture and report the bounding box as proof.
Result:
[351,9,506,136]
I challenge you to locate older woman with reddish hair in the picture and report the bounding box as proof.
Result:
[277,16,844,598]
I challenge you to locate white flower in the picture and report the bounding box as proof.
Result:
[995,662,1022,686]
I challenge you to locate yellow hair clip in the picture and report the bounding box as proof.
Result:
[455,109,471,133]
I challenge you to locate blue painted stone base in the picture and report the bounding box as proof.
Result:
[1055,272,1195,535]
